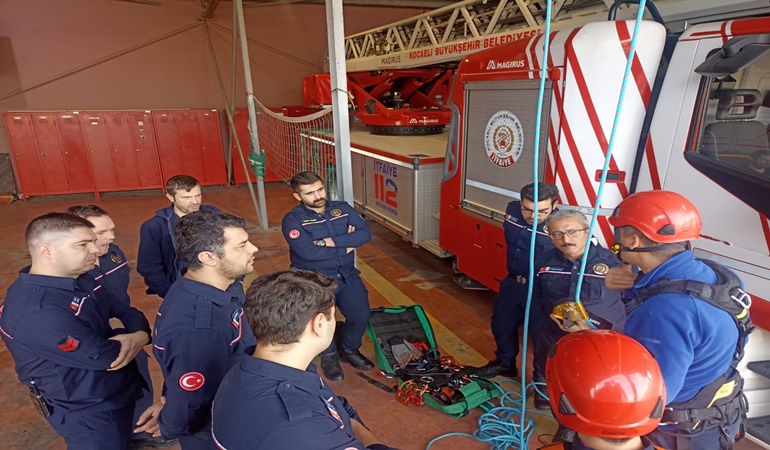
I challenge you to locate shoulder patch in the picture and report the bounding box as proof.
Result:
[179,372,205,391]
[110,252,122,264]
[288,229,300,239]
[592,263,609,275]
[57,336,80,352]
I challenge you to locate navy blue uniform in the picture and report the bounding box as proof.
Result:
[624,251,740,449]
[490,200,556,367]
[533,244,625,375]
[542,436,660,449]
[137,205,220,298]
[0,269,150,450]
[152,276,256,449]
[282,201,372,352]
[88,243,156,442]
[212,358,369,449]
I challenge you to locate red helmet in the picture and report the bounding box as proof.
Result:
[546,330,665,438]
[608,190,701,243]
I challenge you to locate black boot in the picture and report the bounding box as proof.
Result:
[339,347,374,370]
[474,360,518,378]
[321,353,344,381]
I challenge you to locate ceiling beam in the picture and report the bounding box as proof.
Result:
[201,0,223,18]
[244,0,455,9]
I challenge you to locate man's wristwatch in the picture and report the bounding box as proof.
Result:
[315,239,326,247]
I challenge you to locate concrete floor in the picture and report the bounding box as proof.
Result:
[0,183,765,450]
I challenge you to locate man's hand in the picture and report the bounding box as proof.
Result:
[347,225,355,234]
[605,264,637,291]
[550,314,592,333]
[134,397,164,437]
[323,237,336,247]
[108,331,150,371]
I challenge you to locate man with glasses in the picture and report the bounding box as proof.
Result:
[475,183,559,381]
[533,209,626,415]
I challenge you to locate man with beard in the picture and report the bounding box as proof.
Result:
[475,183,559,381]
[281,171,374,382]
[0,213,150,449]
[152,210,258,449]
[137,175,220,298]
[535,209,626,420]
[67,205,175,448]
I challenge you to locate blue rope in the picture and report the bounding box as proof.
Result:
[574,0,649,304]
[425,379,552,449]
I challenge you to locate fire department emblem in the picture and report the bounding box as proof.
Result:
[331,208,342,217]
[592,263,609,275]
[484,111,524,168]
[288,229,300,239]
[110,253,122,264]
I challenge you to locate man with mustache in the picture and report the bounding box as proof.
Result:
[137,175,220,298]
[152,210,258,449]
[535,209,626,428]
[281,171,374,382]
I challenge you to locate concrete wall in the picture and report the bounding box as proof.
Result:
[0,0,425,155]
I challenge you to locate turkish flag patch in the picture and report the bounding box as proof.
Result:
[288,229,300,239]
[179,372,205,391]
[57,336,80,352]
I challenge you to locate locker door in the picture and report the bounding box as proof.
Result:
[128,112,162,188]
[30,114,70,193]
[82,113,118,191]
[55,113,94,193]
[196,110,227,185]
[153,111,184,180]
[3,113,46,196]
[175,112,205,181]
[104,112,141,189]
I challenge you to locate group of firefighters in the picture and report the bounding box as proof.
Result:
[0,170,752,450]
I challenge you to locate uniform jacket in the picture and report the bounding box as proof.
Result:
[503,200,556,278]
[541,435,661,449]
[152,276,256,439]
[137,204,219,297]
[282,201,371,279]
[88,243,130,306]
[212,357,369,450]
[536,244,626,333]
[625,251,738,403]
[0,270,149,413]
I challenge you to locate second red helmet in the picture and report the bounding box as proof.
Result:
[546,330,666,438]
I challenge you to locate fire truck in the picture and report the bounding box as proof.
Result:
[303,0,770,442]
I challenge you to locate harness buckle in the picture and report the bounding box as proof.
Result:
[730,289,751,310]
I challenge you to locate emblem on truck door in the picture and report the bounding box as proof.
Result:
[484,110,524,168]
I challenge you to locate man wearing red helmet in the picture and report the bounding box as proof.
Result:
[605,190,748,450]
[542,330,666,450]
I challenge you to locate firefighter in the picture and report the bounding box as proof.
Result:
[152,210,258,449]
[0,213,151,449]
[534,209,626,412]
[137,175,220,298]
[211,270,397,450]
[281,171,374,382]
[475,183,559,381]
[542,330,666,450]
[607,190,748,450]
[67,205,175,448]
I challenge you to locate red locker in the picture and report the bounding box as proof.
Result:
[82,113,119,191]
[127,111,163,188]
[3,112,95,197]
[232,109,281,184]
[152,110,226,186]
[56,112,94,193]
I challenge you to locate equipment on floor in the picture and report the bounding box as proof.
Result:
[366,305,499,417]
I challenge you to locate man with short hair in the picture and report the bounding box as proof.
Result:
[0,213,151,449]
[475,183,559,379]
[744,150,770,175]
[137,175,220,298]
[281,171,374,381]
[152,209,258,449]
[535,208,626,415]
[542,330,666,450]
[606,190,747,449]
[211,270,396,450]
[67,204,176,449]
